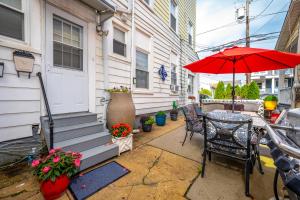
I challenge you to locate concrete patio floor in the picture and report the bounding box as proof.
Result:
[0,117,281,200]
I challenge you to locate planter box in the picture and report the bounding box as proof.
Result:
[112,134,133,155]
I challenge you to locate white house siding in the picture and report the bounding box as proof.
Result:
[0,0,42,142]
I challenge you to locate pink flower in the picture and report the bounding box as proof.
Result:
[66,151,72,154]
[31,159,40,167]
[53,156,60,163]
[49,149,55,154]
[42,166,51,173]
[55,147,62,151]
[74,158,81,167]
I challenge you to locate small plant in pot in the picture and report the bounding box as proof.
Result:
[32,148,82,200]
[170,101,178,121]
[155,111,167,126]
[140,116,155,132]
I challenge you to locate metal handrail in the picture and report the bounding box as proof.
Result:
[37,72,54,149]
[265,124,300,160]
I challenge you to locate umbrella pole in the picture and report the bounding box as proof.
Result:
[232,61,236,113]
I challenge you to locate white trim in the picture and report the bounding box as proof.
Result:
[88,22,96,113]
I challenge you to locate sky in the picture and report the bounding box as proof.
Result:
[195,0,290,84]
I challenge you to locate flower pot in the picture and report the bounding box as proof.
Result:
[112,134,133,155]
[40,175,70,200]
[142,124,152,132]
[264,101,277,111]
[107,93,136,129]
[170,113,178,121]
[155,115,166,126]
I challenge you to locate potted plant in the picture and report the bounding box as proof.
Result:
[170,101,178,121]
[155,111,167,126]
[264,95,278,110]
[106,86,136,130]
[140,116,155,132]
[111,123,133,155]
[32,148,82,200]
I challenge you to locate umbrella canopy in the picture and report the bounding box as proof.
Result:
[184,46,300,112]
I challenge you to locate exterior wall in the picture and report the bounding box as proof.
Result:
[0,0,42,142]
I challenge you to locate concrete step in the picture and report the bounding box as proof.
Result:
[54,132,112,153]
[80,143,119,171]
[41,112,98,129]
[44,121,104,145]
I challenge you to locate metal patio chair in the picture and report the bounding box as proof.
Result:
[201,112,258,197]
[181,105,204,146]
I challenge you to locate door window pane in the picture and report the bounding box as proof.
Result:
[113,28,126,56]
[171,64,177,85]
[53,16,83,70]
[136,50,149,89]
[0,4,24,40]
[188,75,194,94]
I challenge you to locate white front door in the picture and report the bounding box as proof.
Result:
[45,5,88,114]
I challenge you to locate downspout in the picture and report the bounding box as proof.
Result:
[130,0,135,90]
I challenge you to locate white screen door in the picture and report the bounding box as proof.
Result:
[45,5,88,114]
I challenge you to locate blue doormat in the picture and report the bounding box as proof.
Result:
[69,161,130,200]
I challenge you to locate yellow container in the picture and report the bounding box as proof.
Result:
[264,101,277,111]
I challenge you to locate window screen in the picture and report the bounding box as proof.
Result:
[53,16,83,70]
[113,28,126,56]
[0,2,24,40]
[136,50,149,89]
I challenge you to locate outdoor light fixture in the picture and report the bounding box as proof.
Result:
[0,62,4,78]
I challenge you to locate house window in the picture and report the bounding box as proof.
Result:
[136,50,149,89]
[53,16,83,70]
[144,0,150,5]
[187,74,194,94]
[0,0,24,40]
[170,0,177,32]
[113,28,126,57]
[171,64,177,85]
[188,22,193,45]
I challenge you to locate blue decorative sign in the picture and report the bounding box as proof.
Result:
[158,65,168,81]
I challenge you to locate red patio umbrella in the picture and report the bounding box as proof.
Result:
[184,46,300,112]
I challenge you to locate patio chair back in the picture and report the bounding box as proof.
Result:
[182,105,197,131]
[203,112,253,159]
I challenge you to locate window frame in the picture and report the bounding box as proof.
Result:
[169,0,178,33]
[188,21,193,46]
[187,74,194,94]
[0,0,29,43]
[113,27,127,57]
[135,48,149,89]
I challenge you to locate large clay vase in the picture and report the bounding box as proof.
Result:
[40,175,70,200]
[107,92,136,129]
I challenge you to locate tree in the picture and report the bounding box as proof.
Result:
[241,84,248,99]
[247,81,260,99]
[214,81,225,99]
[199,88,212,97]
[225,83,233,99]
[235,85,241,97]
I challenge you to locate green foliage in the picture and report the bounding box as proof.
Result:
[106,86,130,93]
[32,148,81,182]
[264,95,278,101]
[156,111,166,116]
[225,83,233,99]
[145,117,155,125]
[240,84,249,99]
[214,81,225,99]
[172,101,178,110]
[235,85,241,97]
[246,81,260,99]
[199,88,212,97]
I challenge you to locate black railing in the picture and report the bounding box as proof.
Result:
[37,72,54,149]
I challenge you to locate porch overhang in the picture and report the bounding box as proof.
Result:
[80,0,116,23]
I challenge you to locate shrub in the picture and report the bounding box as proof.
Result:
[199,88,212,97]
[235,85,241,97]
[111,123,132,138]
[156,111,166,116]
[247,81,260,99]
[241,84,248,99]
[225,83,233,99]
[144,117,155,125]
[214,81,225,99]
[32,148,82,182]
[264,95,278,102]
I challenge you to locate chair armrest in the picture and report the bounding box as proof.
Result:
[270,124,300,133]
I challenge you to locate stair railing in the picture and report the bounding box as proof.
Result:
[37,72,54,149]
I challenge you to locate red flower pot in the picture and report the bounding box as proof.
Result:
[40,175,70,200]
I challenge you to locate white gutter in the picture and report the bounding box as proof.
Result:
[130,0,135,91]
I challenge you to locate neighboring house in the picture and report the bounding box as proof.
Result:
[0,0,198,164]
[251,70,281,96]
[275,0,300,107]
